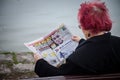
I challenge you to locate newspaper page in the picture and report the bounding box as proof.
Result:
[24,24,78,67]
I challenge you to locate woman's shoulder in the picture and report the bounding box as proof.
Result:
[111,35,120,39]
[110,35,120,53]
[111,35,120,44]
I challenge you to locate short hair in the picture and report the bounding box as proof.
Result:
[78,1,112,34]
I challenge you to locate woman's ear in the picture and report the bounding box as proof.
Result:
[81,29,91,39]
[87,33,91,38]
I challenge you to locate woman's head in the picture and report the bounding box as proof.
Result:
[78,1,112,35]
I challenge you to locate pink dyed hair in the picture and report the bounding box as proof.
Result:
[78,1,112,34]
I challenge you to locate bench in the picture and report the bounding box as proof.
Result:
[21,73,120,80]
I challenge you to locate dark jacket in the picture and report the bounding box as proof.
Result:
[35,32,120,77]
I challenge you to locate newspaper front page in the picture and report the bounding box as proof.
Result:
[24,24,78,67]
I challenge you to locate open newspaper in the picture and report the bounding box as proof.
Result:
[24,24,78,67]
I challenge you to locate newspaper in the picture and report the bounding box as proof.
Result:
[24,24,78,67]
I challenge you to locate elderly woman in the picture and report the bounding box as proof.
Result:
[34,1,120,77]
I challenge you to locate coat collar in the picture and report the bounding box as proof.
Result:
[76,32,111,49]
[87,32,111,43]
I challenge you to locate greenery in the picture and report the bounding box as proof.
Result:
[0,51,34,64]
[0,51,36,80]
[0,72,37,80]
[0,51,18,64]
[12,52,18,64]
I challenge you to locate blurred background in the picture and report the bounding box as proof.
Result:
[0,0,120,52]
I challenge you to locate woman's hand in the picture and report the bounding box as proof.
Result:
[72,36,81,42]
[33,53,42,62]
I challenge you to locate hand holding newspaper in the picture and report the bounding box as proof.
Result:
[24,24,78,67]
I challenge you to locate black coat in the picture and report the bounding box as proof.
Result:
[35,32,120,77]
